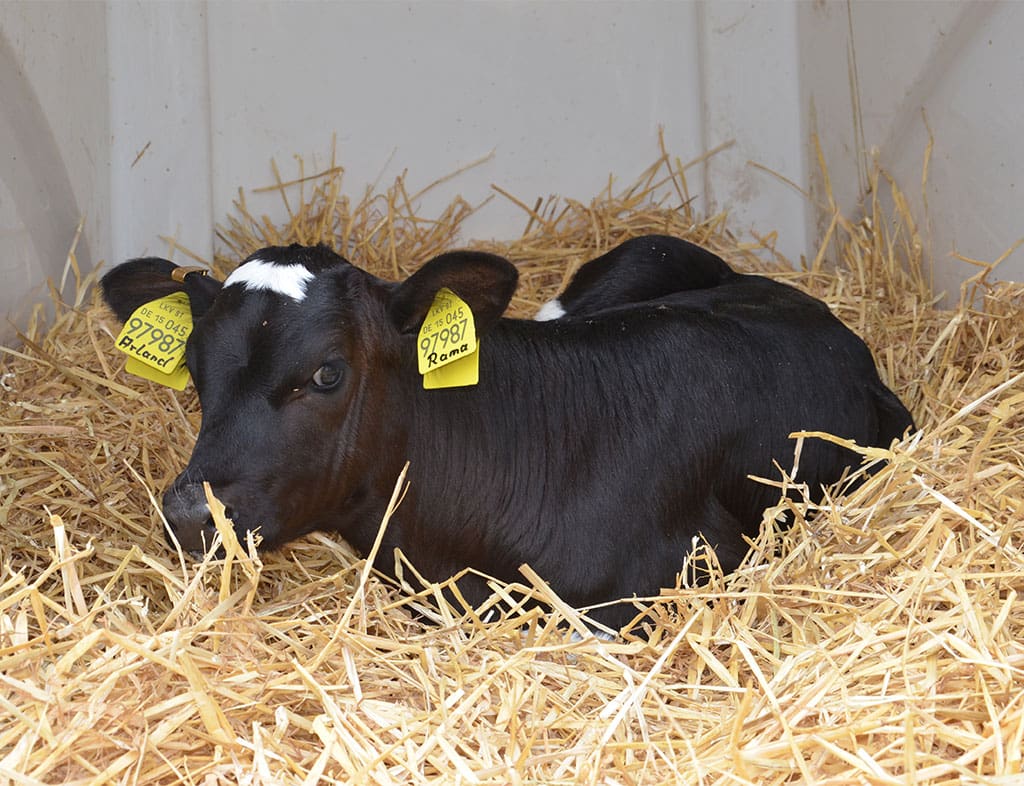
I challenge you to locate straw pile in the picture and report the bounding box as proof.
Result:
[2,141,1022,785]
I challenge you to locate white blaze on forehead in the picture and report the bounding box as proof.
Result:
[224,258,315,301]
[534,298,566,321]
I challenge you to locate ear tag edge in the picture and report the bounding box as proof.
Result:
[124,356,191,390]
[417,288,479,389]
[423,342,480,389]
[114,291,193,390]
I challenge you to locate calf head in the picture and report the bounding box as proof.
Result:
[102,244,517,554]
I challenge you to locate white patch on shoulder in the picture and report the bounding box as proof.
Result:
[569,628,618,643]
[224,258,315,302]
[534,298,566,321]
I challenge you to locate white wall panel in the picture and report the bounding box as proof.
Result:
[1,0,1021,338]
[798,1,1023,299]
[107,0,213,265]
[204,1,709,252]
[0,0,108,341]
[698,1,809,261]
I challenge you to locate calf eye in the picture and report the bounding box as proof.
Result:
[311,363,343,391]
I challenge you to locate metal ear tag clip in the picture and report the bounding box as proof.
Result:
[171,266,210,283]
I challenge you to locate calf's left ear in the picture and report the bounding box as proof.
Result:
[101,257,223,323]
[387,250,518,336]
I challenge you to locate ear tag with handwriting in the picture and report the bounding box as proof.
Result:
[114,292,192,390]
[417,288,479,389]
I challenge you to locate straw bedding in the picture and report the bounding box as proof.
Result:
[2,143,1022,785]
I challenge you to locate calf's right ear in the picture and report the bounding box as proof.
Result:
[100,257,223,323]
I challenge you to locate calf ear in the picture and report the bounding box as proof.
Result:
[387,250,518,336]
[100,257,223,323]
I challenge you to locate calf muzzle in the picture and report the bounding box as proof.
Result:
[161,482,219,556]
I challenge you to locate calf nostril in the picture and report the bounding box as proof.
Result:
[160,482,219,553]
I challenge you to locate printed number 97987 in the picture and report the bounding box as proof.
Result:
[420,318,468,356]
[126,317,185,355]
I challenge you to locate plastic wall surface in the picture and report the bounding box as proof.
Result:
[0,2,107,339]
[797,0,1024,302]
[1,1,1021,340]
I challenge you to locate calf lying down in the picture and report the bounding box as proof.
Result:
[101,236,914,631]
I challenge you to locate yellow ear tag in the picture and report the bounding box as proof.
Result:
[114,291,192,390]
[417,288,479,389]
[123,356,190,390]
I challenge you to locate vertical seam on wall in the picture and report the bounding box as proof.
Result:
[201,0,216,259]
[694,0,712,217]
